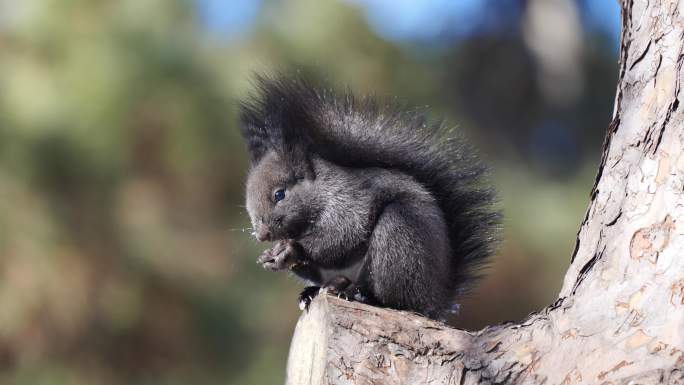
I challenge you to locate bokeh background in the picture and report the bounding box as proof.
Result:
[0,0,620,384]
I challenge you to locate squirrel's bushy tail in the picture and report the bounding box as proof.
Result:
[240,74,500,297]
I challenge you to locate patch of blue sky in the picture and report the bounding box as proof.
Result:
[195,0,261,40]
[357,0,619,47]
[579,0,621,48]
[358,0,488,42]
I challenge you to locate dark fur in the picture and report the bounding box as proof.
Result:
[240,74,499,319]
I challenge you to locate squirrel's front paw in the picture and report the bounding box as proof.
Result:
[257,239,299,271]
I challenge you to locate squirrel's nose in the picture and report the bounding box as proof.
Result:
[255,225,271,242]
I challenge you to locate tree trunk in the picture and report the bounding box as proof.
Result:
[285,1,684,383]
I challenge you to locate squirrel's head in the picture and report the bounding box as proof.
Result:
[245,151,317,242]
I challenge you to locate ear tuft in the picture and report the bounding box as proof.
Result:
[238,73,319,165]
[239,101,270,164]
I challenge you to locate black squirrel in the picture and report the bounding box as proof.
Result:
[239,74,499,320]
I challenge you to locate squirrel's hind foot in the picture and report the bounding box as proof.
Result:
[298,276,373,311]
[298,286,321,310]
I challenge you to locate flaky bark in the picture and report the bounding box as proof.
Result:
[286,1,684,383]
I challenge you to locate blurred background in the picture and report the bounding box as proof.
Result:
[0,0,620,384]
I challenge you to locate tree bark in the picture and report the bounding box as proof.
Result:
[286,1,684,383]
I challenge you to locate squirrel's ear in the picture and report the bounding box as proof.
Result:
[302,157,315,180]
[285,144,316,180]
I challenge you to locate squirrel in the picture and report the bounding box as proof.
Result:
[239,74,499,320]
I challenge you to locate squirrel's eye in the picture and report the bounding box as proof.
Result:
[274,189,286,202]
